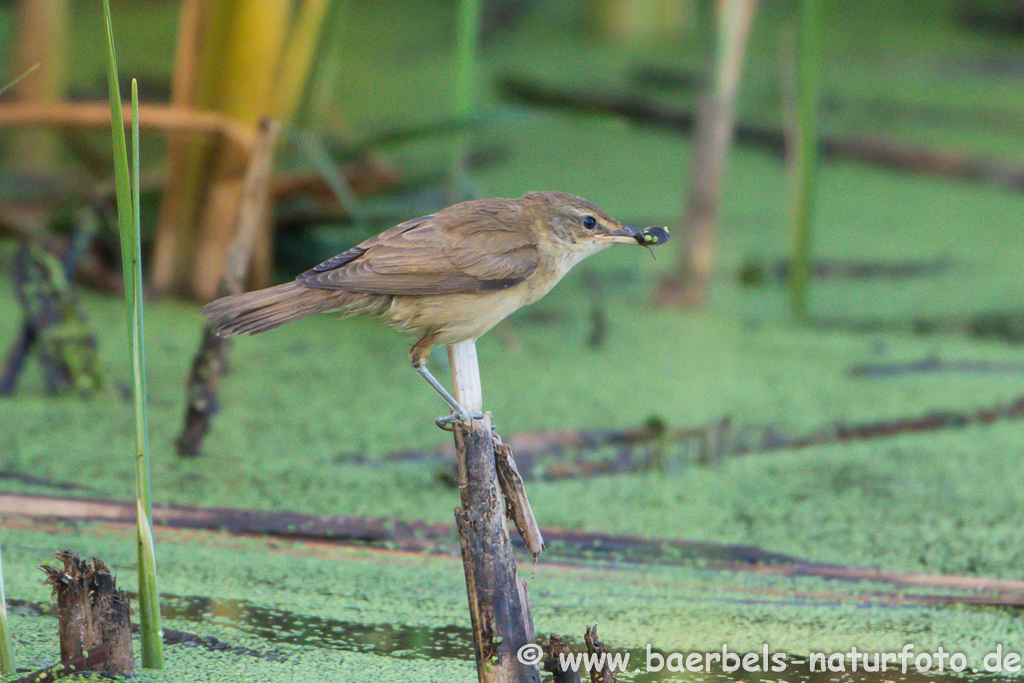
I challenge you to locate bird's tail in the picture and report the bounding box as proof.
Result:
[203,282,369,336]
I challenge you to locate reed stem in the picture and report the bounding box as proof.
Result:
[451,0,483,196]
[0,543,13,676]
[102,0,164,668]
[788,0,820,318]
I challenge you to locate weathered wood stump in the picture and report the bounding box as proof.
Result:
[542,633,582,683]
[584,625,618,683]
[40,551,133,676]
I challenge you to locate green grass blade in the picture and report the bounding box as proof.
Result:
[101,0,133,252]
[450,0,483,197]
[293,129,366,223]
[0,63,40,98]
[131,78,164,670]
[102,0,164,669]
[788,0,820,318]
[0,544,14,676]
[1,69,49,666]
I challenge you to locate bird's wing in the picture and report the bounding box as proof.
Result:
[297,205,540,295]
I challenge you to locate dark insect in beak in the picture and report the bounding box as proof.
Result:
[636,226,670,259]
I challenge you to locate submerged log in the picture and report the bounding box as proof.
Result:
[9,645,111,683]
[501,76,1024,193]
[40,551,133,676]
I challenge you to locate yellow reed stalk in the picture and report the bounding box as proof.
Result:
[273,0,333,124]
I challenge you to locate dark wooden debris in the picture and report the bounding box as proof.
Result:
[851,356,1024,378]
[175,325,229,457]
[7,493,1024,608]
[501,75,1024,192]
[1,492,449,548]
[492,432,544,557]
[688,398,1024,460]
[630,62,1024,136]
[40,551,133,676]
[810,310,1024,345]
[162,626,287,661]
[176,119,280,458]
[8,644,111,683]
[1,226,102,397]
[738,256,953,287]
[378,384,1024,480]
[584,625,617,683]
[0,490,799,566]
[543,634,582,683]
[540,626,620,683]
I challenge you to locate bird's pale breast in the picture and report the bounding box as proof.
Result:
[380,236,615,346]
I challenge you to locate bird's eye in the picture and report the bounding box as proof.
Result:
[582,215,597,229]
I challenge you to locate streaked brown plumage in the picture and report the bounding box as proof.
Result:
[203,191,647,417]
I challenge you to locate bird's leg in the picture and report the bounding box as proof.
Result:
[409,337,483,428]
[414,363,485,428]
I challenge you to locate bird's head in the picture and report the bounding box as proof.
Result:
[524,191,643,258]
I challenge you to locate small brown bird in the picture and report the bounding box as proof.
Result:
[204,191,663,421]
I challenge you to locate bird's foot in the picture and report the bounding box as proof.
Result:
[434,410,487,431]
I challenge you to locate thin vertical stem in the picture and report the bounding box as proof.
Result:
[305,0,352,127]
[131,80,164,669]
[0,543,13,675]
[272,0,332,124]
[102,0,163,667]
[671,0,759,306]
[100,0,132,244]
[451,0,483,197]
[789,0,819,318]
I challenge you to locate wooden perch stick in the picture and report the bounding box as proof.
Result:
[448,339,540,683]
[448,339,486,425]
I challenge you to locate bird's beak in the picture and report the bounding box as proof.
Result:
[594,224,642,245]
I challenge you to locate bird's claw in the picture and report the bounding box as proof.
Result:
[434,411,487,431]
